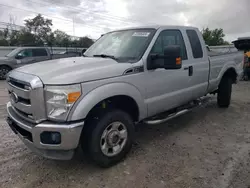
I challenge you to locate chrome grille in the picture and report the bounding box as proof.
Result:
[7,71,46,124]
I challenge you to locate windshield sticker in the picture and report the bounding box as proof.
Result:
[132,32,150,37]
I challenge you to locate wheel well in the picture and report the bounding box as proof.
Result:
[86,95,140,122]
[0,64,12,70]
[222,68,237,83]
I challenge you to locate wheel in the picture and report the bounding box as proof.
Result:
[83,109,134,168]
[217,76,232,108]
[0,66,11,80]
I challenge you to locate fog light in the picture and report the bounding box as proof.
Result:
[40,132,61,145]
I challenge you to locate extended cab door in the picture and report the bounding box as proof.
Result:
[184,29,209,99]
[145,29,193,117]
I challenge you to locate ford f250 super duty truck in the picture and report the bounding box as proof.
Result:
[5,26,243,167]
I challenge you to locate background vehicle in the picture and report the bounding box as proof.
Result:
[0,47,81,79]
[233,37,250,80]
[56,51,81,56]
[6,25,243,168]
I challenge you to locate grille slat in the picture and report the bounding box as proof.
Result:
[7,82,30,99]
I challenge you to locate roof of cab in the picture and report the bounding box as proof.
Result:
[107,25,198,33]
[16,46,49,49]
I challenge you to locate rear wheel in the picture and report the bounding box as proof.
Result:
[217,76,232,108]
[83,109,134,168]
[0,66,11,80]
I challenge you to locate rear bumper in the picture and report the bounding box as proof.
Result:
[6,102,84,160]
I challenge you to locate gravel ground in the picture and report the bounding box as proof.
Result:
[1,81,250,188]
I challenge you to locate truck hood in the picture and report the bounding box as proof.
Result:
[16,57,133,84]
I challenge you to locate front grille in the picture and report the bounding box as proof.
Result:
[7,71,46,124]
[9,79,28,90]
[8,90,31,105]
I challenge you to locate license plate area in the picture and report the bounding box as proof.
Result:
[6,117,33,142]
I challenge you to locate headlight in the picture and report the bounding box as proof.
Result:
[45,84,81,121]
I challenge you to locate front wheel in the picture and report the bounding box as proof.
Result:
[83,109,134,168]
[0,66,11,80]
[217,76,232,108]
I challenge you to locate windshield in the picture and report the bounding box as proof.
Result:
[6,48,21,57]
[84,29,156,62]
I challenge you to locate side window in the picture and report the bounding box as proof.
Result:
[150,30,187,60]
[32,49,48,56]
[19,49,33,57]
[186,30,203,58]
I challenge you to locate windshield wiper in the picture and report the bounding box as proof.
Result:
[93,54,117,60]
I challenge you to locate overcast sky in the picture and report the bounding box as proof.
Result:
[0,0,249,41]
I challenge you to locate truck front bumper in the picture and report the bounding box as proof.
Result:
[6,102,84,160]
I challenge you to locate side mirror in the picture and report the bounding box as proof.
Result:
[147,45,182,70]
[15,53,24,59]
[82,49,87,56]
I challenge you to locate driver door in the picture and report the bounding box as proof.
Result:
[145,29,191,117]
[16,49,35,67]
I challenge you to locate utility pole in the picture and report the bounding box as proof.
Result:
[72,16,75,37]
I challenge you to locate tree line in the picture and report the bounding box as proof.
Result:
[0,14,94,48]
[201,27,230,46]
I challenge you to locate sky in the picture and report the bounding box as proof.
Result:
[0,0,249,42]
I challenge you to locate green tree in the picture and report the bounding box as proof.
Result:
[0,14,94,47]
[24,14,53,45]
[53,29,70,46]
[17,29,43,46]
[75,37,94,47]
[202,27,229,46]
[0,29,9,45]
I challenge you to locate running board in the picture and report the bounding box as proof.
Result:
[144,109,190,125]
[144,96,211,125]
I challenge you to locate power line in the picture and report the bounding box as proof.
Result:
[0,3,105,32]
[30,0,143,24]
[24,0,141,26]
[39,0,180,25]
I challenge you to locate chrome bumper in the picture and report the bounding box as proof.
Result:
[6,102,84,160]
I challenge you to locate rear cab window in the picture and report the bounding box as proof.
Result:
[32,48,48,57]
[186,30,203,58]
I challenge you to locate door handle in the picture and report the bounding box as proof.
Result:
[184,66,193,76]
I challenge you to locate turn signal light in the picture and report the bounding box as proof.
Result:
[176,57,182,65]
[67,91,81,103]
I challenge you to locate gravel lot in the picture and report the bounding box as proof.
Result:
[1,81,250,188]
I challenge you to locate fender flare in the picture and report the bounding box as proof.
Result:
[216,62,239,86]
[68,82,147,121]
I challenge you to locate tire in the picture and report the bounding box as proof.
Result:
[83,109,134,168]
[0,66,11,80]
[217,76,232,108]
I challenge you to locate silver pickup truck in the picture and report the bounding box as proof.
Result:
[0,47,81,79]
[5,26,243,167]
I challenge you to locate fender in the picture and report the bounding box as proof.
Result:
[68,82,147,121]
[217,59,241,85]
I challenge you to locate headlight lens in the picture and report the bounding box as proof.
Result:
[45,84,81,121]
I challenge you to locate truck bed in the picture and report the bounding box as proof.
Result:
[208,50,243,92]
